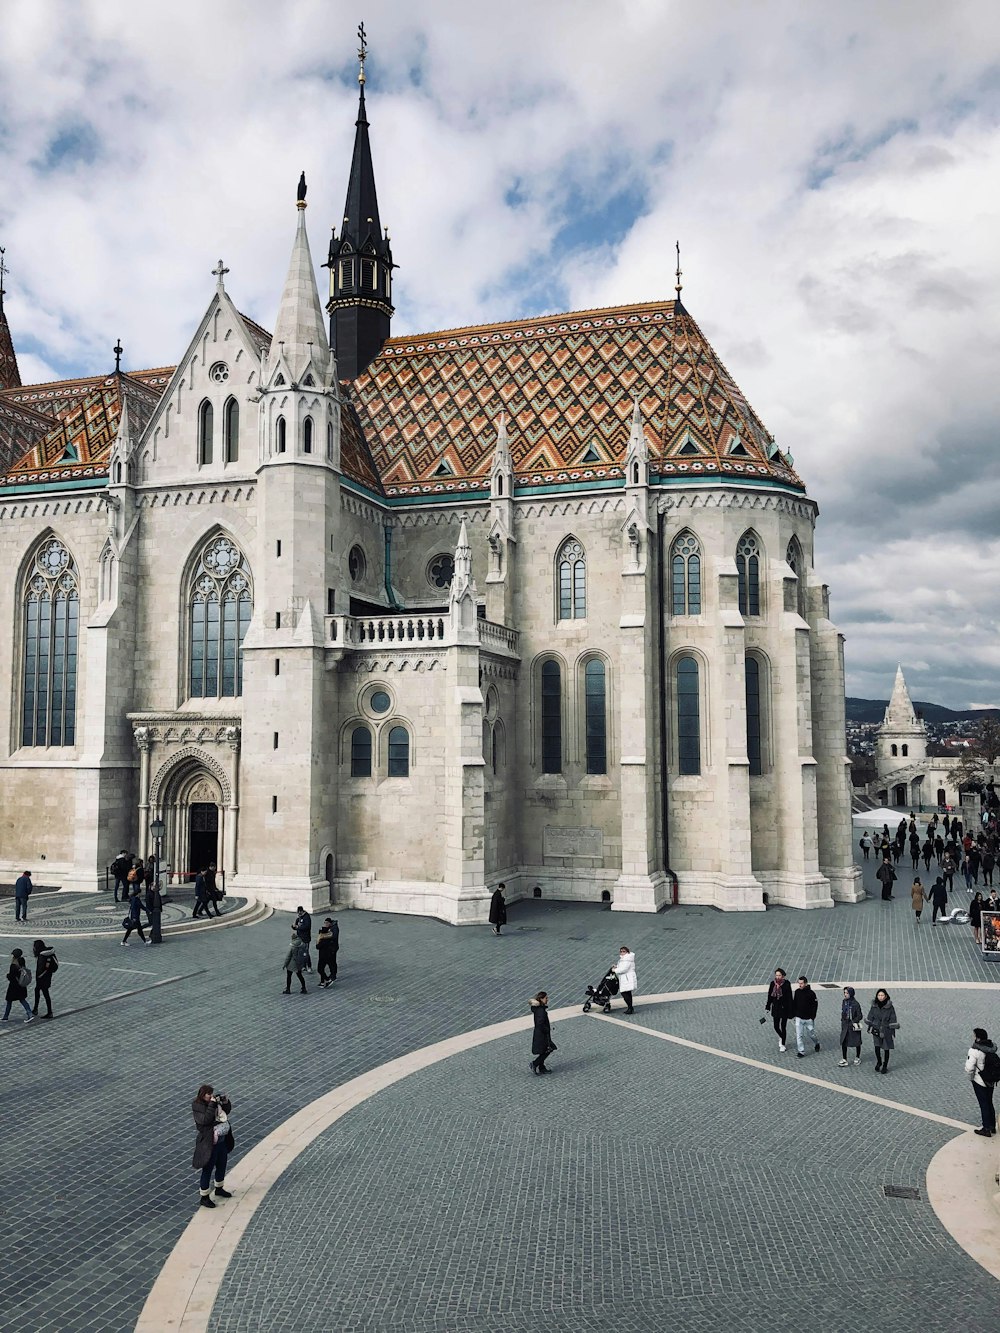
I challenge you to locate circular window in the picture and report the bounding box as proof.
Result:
[369,690,391,715]
[209,362,230,382]
[348,545,367,583]
[427,553,455,589]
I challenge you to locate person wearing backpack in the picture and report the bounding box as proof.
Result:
[111,850,130,902]
[31,939,58,1018]
[121,885,150,946]
[3,948,33,1022]
[965,1027,998,1137]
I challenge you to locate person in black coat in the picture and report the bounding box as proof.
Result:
[876,858,897,901]
[31,939,58,1018]
[294,907,313,972]
[192,1084,233,1208]
[791,976,820,1058]
[929,877,949,923]
[121,886,149,946]
[530,991,555,1075]
[489,884,507,936]
[3,948,33,1023]
[764,968,793,1052]
[316,917,339,988]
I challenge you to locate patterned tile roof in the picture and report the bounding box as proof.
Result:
[348,300,803,496]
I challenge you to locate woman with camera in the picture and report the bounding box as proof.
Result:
[192,1084,234,1208]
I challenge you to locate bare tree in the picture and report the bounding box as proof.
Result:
[972,713,1000,765]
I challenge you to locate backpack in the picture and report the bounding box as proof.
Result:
[45,953,58,975]
[981,1050,1000,1087]
[17,964,31,988]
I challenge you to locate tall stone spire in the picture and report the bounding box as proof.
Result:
[326,28,395,380]
[883,665,917,727]
[0,249,22,390]
[270,175,331,381]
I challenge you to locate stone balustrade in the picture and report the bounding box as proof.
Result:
[325,613,519,656]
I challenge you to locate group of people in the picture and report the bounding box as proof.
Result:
[764,968,899,1071]
[110,849,160,903]
[3,940,59,1022]
[862,811,999,889]
[281,908,340,993]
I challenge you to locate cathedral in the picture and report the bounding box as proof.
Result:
[0,46,862,919]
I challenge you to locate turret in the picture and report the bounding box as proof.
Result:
[876,666,927,775]
[325,27,395,380]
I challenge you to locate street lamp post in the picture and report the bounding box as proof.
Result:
[149,817,165,944]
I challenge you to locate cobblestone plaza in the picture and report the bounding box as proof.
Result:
[3,852,998,1331]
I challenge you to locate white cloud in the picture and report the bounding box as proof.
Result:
[1,0,999,706]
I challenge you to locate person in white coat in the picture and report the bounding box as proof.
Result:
[613,946,636,1014]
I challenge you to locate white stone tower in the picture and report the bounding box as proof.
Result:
[876,666,927,775]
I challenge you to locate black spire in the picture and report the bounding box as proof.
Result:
[325,26,395,380]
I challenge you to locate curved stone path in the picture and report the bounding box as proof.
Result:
[0,889,248,938]
[140,982,1000,1333]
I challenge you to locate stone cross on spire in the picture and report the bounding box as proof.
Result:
[212,259,230,291]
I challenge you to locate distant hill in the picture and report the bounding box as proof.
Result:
[847,697,1000,725]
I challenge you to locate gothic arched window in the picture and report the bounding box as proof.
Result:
[387,726,410,777]
[350,725,372,777]
[188,535,253,699]
[21,538,79,746]
[736,531,761,617]
[676,655,701,776]
[670,531,701,615]
[303,417,313,454]
[584,657,607,775]
[198,400,214,466]
[224,398,239,464]
[276,416,286,454]
[745,654,763,776]
[327,422,334,460]
[786,536,806,617]
[557,538,586,620]
[541,659,562,773]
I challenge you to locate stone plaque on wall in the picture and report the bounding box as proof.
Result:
[544,826,603,859]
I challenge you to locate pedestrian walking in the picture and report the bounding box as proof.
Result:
[192,868,209,918]
[3,948,33,1022]
[111,850,130,902]
[970,892,984,946]
[294,907,313,972]
[965,1028,999,1137]
[792,975,820,1058]
[859,833,871,861]
[192,1084,234,1208]
[934,833,945,865]
[942,853,956,893]
[13,869,32,922]
[316,916,339,988]
[203,864,222,918]
[764,967,793,1052]
[282,928,309,994]
[529,991,555,1075]
[983,851,995,887]
[613,945,637,1014]
[121,885,149,946]
[922,838,934,872]
[910,878,927,923]
[145,876,163,945]
[929,877,949,923]
[838,987,863,1066]
[31,939,58,1018]
[489,883,507,935]
[876,859,896,901]
[866,989,899,1073]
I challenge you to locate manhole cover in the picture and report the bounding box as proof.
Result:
[819,983,840,989]
[882,1185,920,1200]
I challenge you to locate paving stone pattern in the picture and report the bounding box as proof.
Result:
[0,889,245,937]
[210,1019,993,1333]
[2,858,999,1332]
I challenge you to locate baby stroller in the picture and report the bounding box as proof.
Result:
[583,967,619,1013]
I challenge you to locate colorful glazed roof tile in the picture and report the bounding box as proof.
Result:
[348,299,802,495]
[7,372,161,477]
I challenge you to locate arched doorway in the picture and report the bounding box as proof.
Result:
[893,783,907,807]
[190,801,220,874]
[937,788,947,808]
[148,751,232,885]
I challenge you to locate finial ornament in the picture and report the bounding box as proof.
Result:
[297,171,307,205]
[675,240,683,300]
[357,21,368,85]
[212,258,230,291]
[113,339,123,373]
[0,247,8,314]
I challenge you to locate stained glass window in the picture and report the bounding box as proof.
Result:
[557,538,586,619]
[746,655,762,776]
[676,656,701,776]
[670,532,701,615]
[585,658,607,775]
[189,535,253,698]
[351,726,372,777]
[21,538,79,746]
[541,660,562,773]
[388,726,410,777]
[737,532,761,616]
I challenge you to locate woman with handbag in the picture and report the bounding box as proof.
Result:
[838,987,863,1066]
[866,989,899,1074]
[192,1084,234,1208]
[529,991,556,1075]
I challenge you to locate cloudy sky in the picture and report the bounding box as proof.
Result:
[2,0,999,707]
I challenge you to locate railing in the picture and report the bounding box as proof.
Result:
[327,613,519,656]
[477,619,519,654]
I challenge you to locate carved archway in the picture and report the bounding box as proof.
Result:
[148,748,233,883]
[149,746,232,807]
